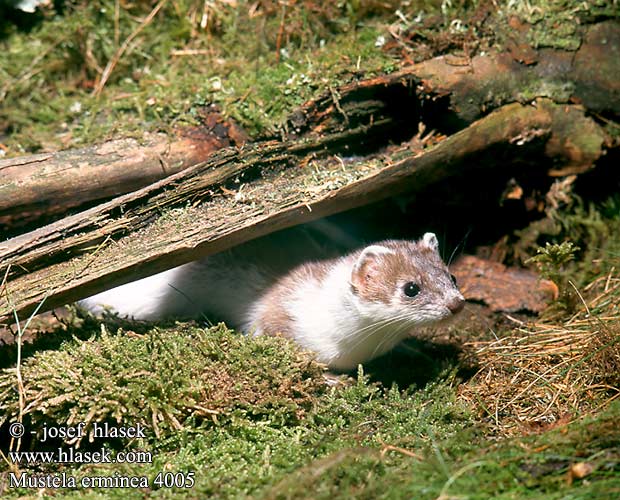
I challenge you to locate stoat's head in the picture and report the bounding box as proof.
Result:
[349,233,465,325]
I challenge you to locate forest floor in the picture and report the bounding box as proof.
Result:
[1,1,619,498]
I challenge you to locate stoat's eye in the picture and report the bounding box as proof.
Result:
[450,274,457,286]
[403,282,420,297]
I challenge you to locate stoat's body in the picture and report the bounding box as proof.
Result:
[81,232,464,370]
[79,228,333,325]
[248,233,464,370]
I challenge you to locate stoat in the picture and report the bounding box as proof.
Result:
[80,232,464,370]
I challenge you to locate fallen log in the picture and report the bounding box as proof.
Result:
[0,99,609,324]
[0,108,248,230]
[1,21,617,231]
[287,20,620,139]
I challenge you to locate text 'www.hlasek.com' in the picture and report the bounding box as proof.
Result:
[6,421,195,490]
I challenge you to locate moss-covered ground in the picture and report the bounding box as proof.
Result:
[1,1,619,498]
[0,0,404,154]
[1,192,619,497]
[1,274,619,499]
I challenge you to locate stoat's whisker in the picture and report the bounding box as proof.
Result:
[346,313,412,355]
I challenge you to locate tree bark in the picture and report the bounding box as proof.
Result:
[0,99,609,324]
[287,20,620,138]
[0,109,248,230]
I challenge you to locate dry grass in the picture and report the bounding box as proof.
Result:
[460,269,620,436]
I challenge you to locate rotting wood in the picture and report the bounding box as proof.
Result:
[452,255,558,314]
[2,21,618,232]
[0,108,249,229]
[0,99,610,324]
[288,20,620,137]
[0,119,395,280]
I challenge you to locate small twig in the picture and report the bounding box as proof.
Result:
[504,314,525,326]
[329,86,349,125]
[4,263,49,453]
[93,0,168,97]
[275,2,288,64]
[569,280,591,317]
[237,88,252,105]
[605,266,615,292]
[200,0,209,30]
[0,264,10,297]
[379,443,423,460]
[0,448,20,475]
[73,234,113,279]
[114,0,120,48]
[171,49,212,56]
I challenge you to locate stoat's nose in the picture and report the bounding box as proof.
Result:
[448,296,465,314]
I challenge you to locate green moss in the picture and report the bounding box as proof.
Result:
[501,0,619,51]
[3,323,617,499]
[0,321,470,498]
[3,0,618,152]
[0,323,327,441]
[2,316,617,499]
[517,80,575,103]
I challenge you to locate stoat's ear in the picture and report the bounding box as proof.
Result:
[350,245,392,292]
[421,232,439,252]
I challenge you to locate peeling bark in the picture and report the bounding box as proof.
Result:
[0,109,248,229]
[288,21,620,135]
[452,255,558,313]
